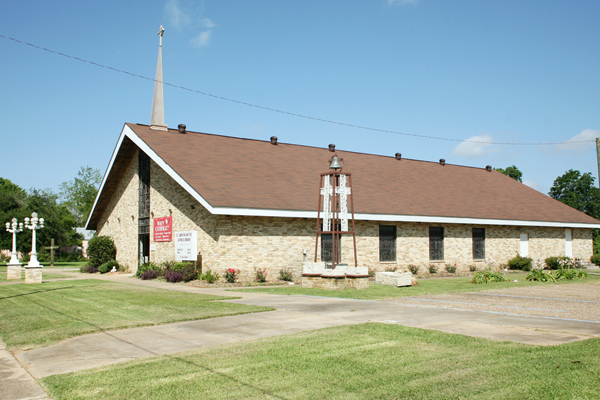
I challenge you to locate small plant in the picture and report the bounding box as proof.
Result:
[199,268,219,284]
[225,268,238,283]
[445,263,457,273]
[165,270,185,283]
[85,265,98,274]
[279,267,293,281]
[526,269,556,282]
[255,268,267,283]
[590,254,600,266]
[507,254,533,271]
[98,260,119,274]
[471,270,507,284]
[408,264,419,275]
[428,264,438,274]
[368,268,375,277]
[384,266,398,272]
[469,265,477,272]
[141,270,159,280]
[135,262,162,278]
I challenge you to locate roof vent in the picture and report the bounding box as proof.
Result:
[486,165,492,172]
[329,144,336,152]
[395,153,402,160]
[178,124,186,134]
[270,136,278,145]
[439,159,446,166]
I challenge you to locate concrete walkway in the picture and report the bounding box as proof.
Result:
[4,271,600,398]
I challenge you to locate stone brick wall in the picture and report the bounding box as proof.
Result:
[96,152,595,280]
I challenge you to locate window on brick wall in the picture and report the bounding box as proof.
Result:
[473,228,485,260]
[429,227,444,261]
[379,225,396,262]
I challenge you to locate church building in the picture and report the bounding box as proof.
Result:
[85,28,600,281]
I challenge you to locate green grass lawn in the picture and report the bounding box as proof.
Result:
[236,273,600,300]
[0,265,72,282]
[0,280,271,350]
[41,322,600,400]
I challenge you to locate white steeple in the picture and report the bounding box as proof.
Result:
[150,25,168,131]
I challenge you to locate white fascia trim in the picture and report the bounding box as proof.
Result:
[210,207,600,229]
[123,125,217,214]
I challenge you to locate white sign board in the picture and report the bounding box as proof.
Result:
[175,231,198,261]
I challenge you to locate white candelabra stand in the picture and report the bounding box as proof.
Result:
[5,218,24,279]
[24,212,44,269]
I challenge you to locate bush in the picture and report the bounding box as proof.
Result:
[408,265,419,275]
[526,269,556,282]
[135,262,162,278]
[471,271,507,284]
[445,264,457,273]
[141,270,159,280]
[199,268,219,283]
[87,236,117,268]
[165,270,185,283]
[80,264,98,274]
[279,267,293,281]
[428,264,438,274]
[469,265,477,272]
[98,260,119,274]
[225,268,238,283]
[384,266,398,272]
[507,255,532,271]
[545,256,570,270]
[591,254,600,266]
[255,268,267,283]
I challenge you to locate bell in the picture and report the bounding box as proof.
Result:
[329,156,342,170]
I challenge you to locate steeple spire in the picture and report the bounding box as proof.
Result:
[150,25,168,131]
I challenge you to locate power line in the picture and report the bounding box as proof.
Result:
[1,33,595,146]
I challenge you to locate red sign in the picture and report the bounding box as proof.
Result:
[153,216,172,242]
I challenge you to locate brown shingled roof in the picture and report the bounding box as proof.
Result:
[87,123,600,229]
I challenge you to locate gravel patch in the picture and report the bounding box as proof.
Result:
[382,282,600,322]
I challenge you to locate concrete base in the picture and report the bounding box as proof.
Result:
[25,267,42,284]
[6,264,22,280]
[376,271,413,287]
[302,275,369,290]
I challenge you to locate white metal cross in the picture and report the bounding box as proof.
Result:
[336,175,352,231]
[320,176,333,231]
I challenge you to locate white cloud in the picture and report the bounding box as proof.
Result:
[165,0,191,29]
[554,129,600,154]
[388,0,419,5]
[452,134,496,159]
[200,18,216,29]
[523,180,543,193]
[192,30,212,48]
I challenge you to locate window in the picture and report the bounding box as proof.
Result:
[472,228,485,259]
[321,224,341,263]
[379,225,396,261]
[429,227,444,261]
[138,151,151,266]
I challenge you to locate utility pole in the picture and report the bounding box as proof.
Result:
[596,138,600,188]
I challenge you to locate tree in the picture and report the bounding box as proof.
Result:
[549,169,600,254]
[548,170,600,218]
[0,178,27,251]
[59,166,102,226]
[494,165,523,182]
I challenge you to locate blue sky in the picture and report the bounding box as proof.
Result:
[2,0,599,196]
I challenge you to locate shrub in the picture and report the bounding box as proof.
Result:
[368,268,375,277]
[428,264,438,274]
[445,264,457,273]
[469,265,477,272]
[98,260,119,274]
[199,269,219,283]
[225,268,238,283]
[507,255,532,271]
[87,236,117,267]
[591,254,600,266]
[471,271,507,284]
[545,256,570,270]
[135,262,162,278]
[141,270,159,280]
[384,266,398,272]
[255,268,267,283]
[165,270,185,283]
[80,263,96,273]
[279,267,293,281]
[408,265,419,275]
